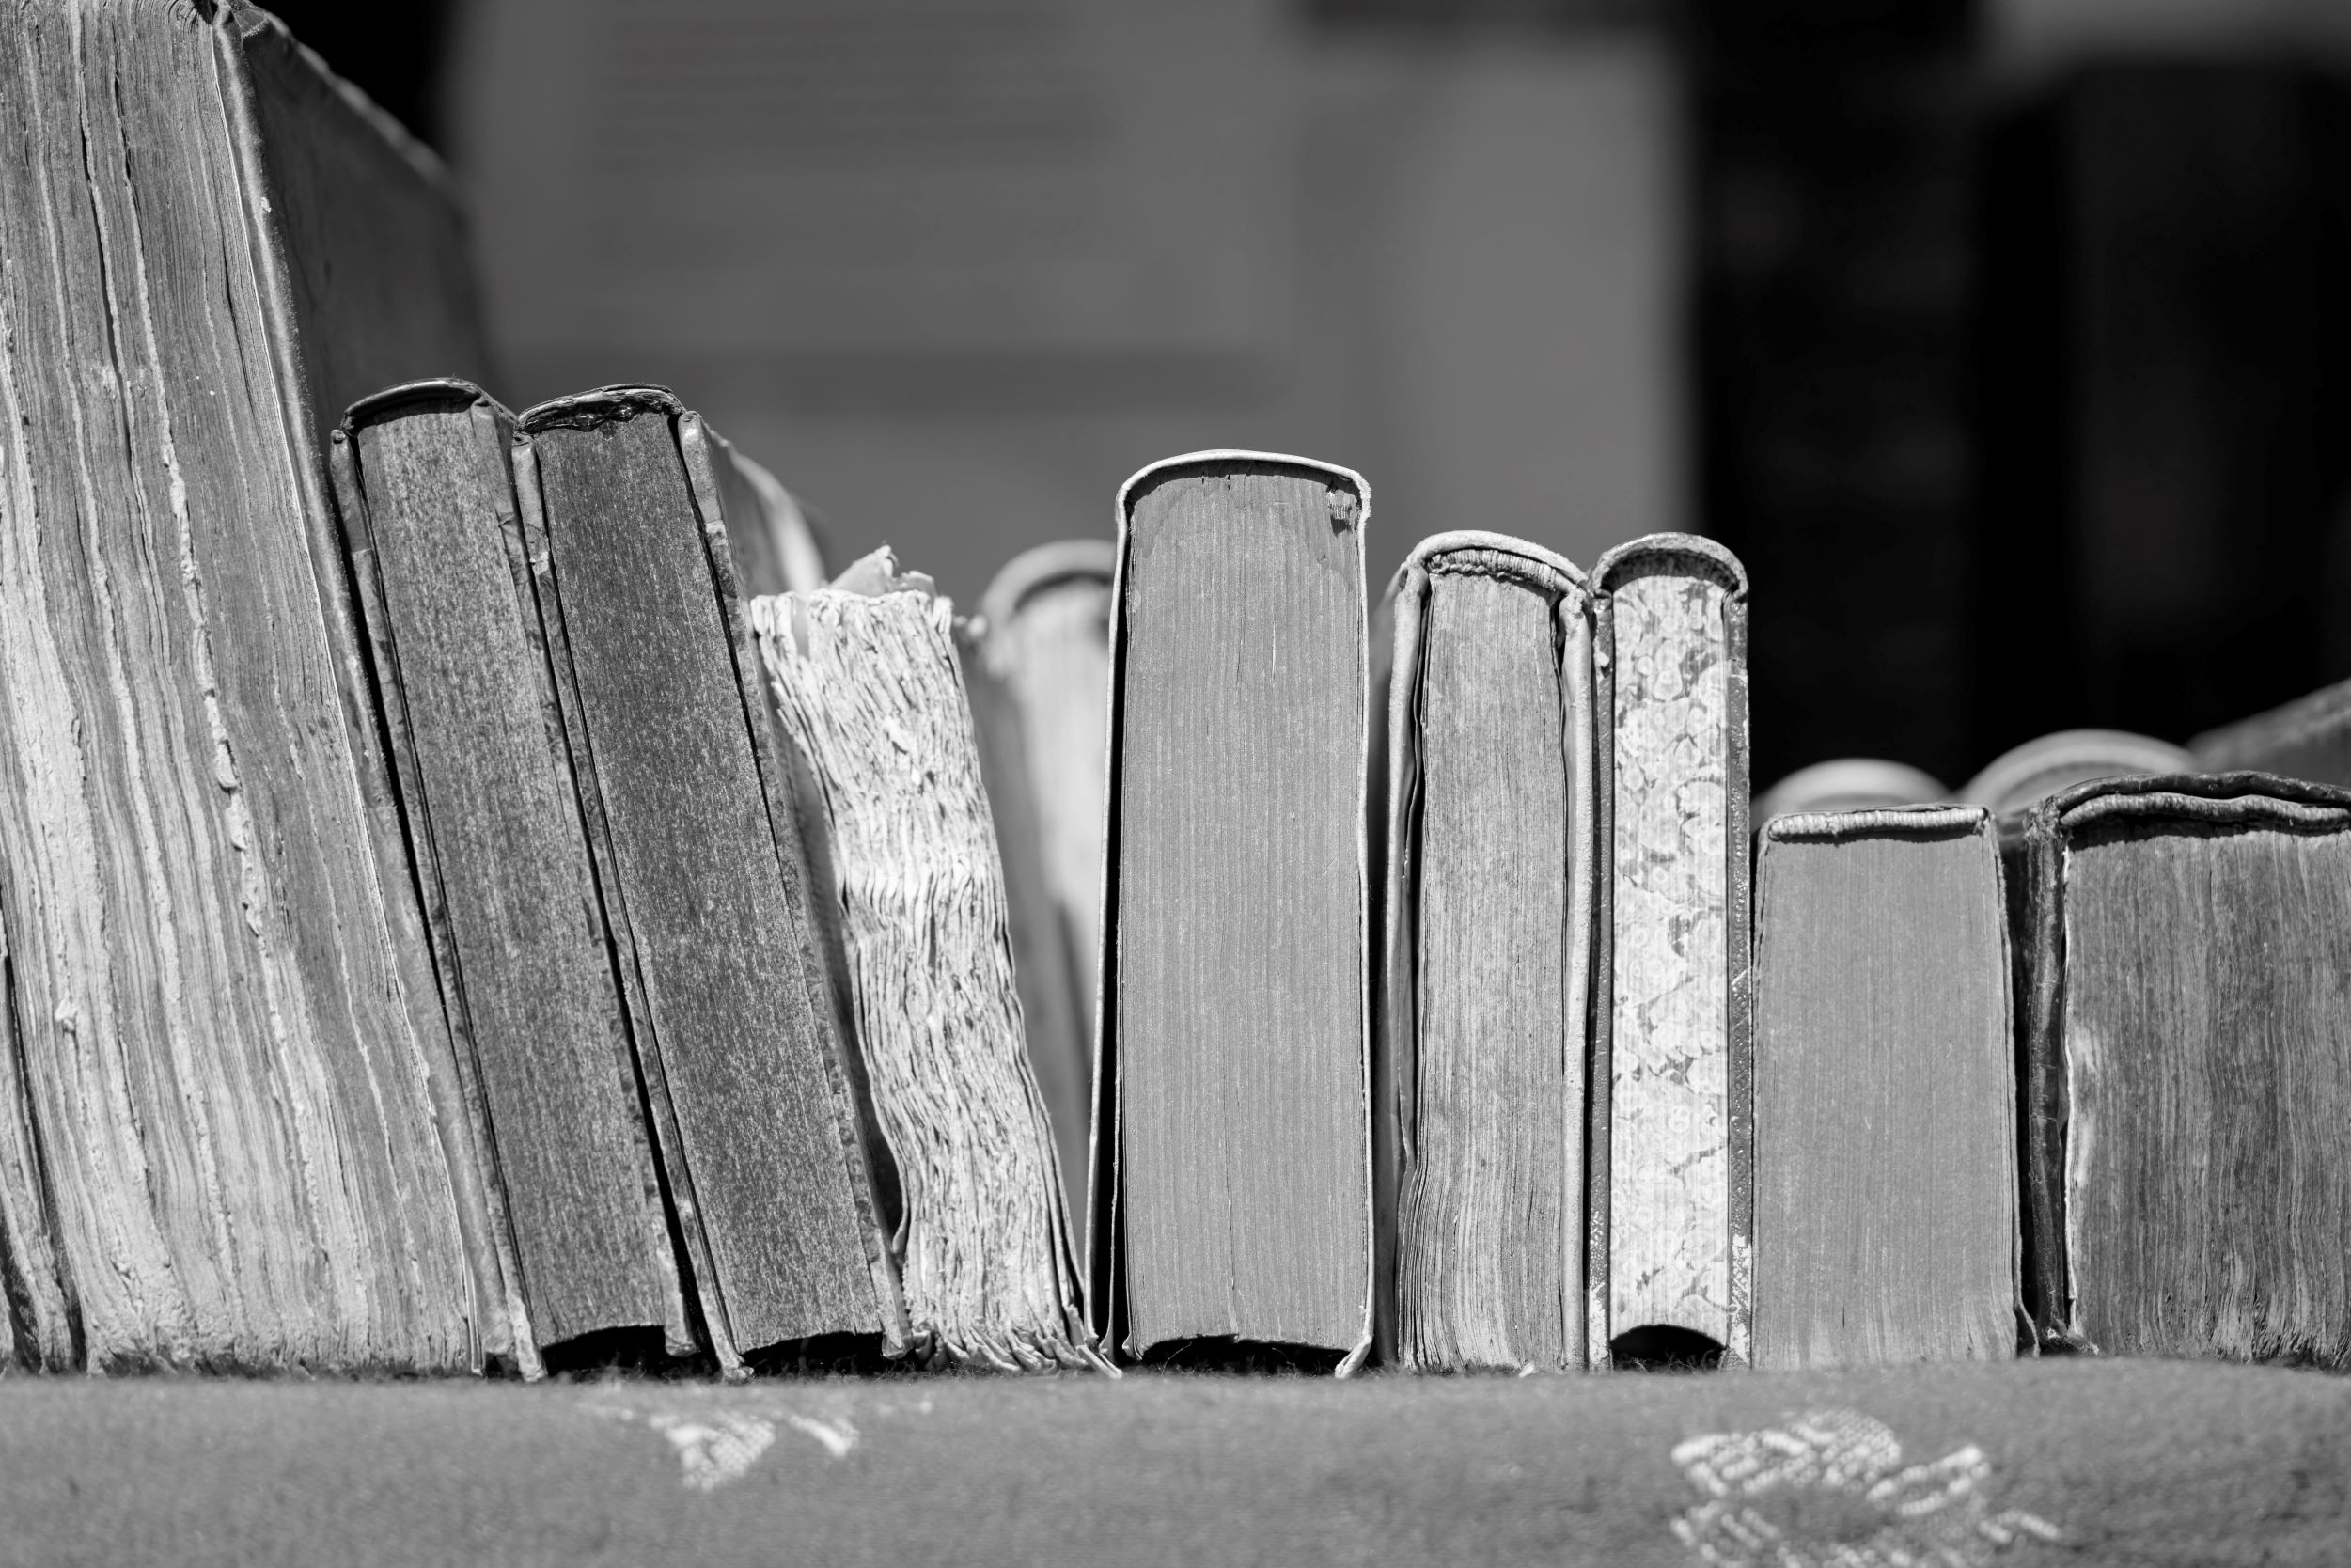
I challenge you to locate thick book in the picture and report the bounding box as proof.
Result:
[1372,533,1595,1372]
[2190,675,2351,787]
[329,381,693,1371]
[1589,533,1751,1368]
[0,0,505,1371]
[1092,452,1374,1369]
[1750,807,2020,1370]
[2016,772,2351,1364]
[754,550,1098,1371]
[513,385,904,1368]
[964,540,1117,1235]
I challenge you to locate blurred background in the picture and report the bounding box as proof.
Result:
[276,0,2351,788]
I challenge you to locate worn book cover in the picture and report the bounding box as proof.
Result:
[2016,771,2351,1364]
[1373,532,1595,1372]
[756,551,1099,1371]
[513,385,904,1368]
[331,380,697,1372]
[0,0,504,1371]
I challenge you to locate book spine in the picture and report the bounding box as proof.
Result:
[673,415,910,1358]
[1587,595,1619,1370]
[1589,533,1751,1369]
[1557,582,1597,1372]
[508,431,744,1376]
[1371,560,1431,1369]
[1723,591,1754,1371]
[325,418,542,1380]
[209,7,509,1371]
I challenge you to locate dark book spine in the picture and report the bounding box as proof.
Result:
[515,386,903,1362]
[508,424,746,1375]
[324,408,541,1379]
[673,415,906,1354]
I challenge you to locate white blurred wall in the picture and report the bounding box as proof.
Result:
[450,2,1685,603]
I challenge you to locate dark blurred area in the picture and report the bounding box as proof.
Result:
[271,0,2351,786]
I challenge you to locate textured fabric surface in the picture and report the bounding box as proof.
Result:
[0,1360,2341,1566]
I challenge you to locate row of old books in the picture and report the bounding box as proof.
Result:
[8,1,2350,1380]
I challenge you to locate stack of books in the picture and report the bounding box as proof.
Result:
[4,1,2348,1383]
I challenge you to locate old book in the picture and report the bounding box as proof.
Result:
[1373,533,1595,1372]
[514,384,903,1367]
[2017,772,2351,1363]
[1590,533,1751,1368]
[754,549,1098,1371]
[329,381,692,1368]
[1752,760,1949,824]
[1094,452,1374,1369]
[2191,676,2351,787]
[0,0,505,1370]
[964,540,1117,1235]
[1750,808,2020,1370]
[1958,729,2190,821]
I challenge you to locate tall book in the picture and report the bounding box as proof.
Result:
[2016,772,2351,1364]
[964,541,1116,1233]
[1093,452,1373,1369]
[2191,676,2351,788]
[329,381,691,1370]
[0,0,504,1370]
[1373,533,1594,1372]
[1750,807,2019,1370]
[755,550,1098,1371]
[513,384,904,1368]
[1589,533,1751,1368]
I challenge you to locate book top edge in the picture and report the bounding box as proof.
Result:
[1760,804,1989,843]
[2035,770,2351,837]
[1591,531,1748,597]
[1400,531,1584,592]
[1114,451,1371,524]
[340,379,506,431]
[979,539,1118,632]
[516,385,685,434]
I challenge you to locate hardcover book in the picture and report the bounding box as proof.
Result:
[964,541,1117,1233]
[1373,533,1595,1372]
[1589,533,1751,1368]
[1092,452,1374,1369]
[330,381,692,1371]
[0,0,504,1371]
[2015,772,2351,1363]
[756,550,1097,1370]
[1750,807,2020,1369]
[513,385,904,1368]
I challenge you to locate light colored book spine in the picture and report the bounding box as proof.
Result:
[1589,532,1752,1369]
